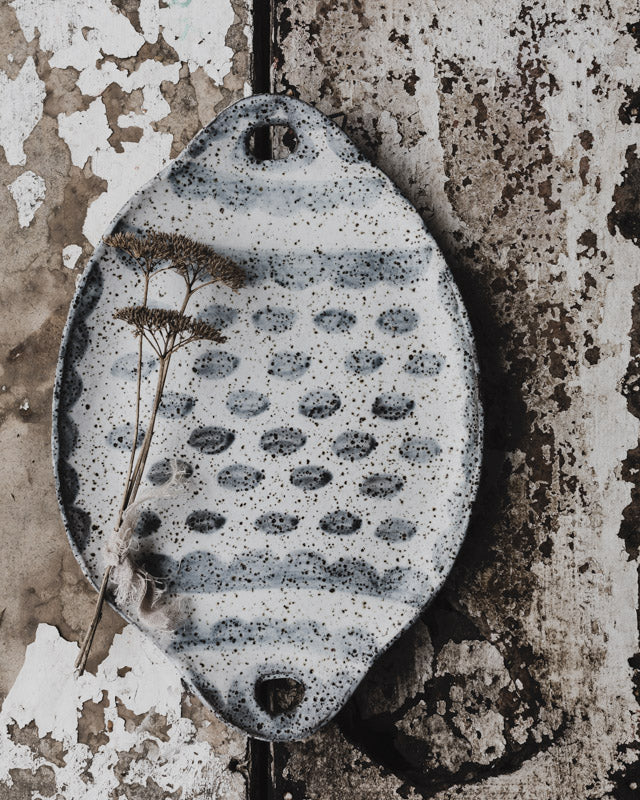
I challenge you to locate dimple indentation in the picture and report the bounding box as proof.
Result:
[107,422,145,451]
[332,430,378,460]
[404,351,444,376]
[299,389,341,419]
[158,392,196,418]
[147,458,193,486]
[134,509,161,538]
[260,427,307,455]
[319,510,362,535]
[372,393,414,420]
[313,308,356,333]
[187,426,235,454]
[193,349,240,378]
[217,463,264,491]
[254,512,300,534]
[202,303,238,330]
[359,473,405,498]
[377,307,419,335]
[111,353,157,381]
[375,518,417,542]
[268,351,311,380]
[344,349,384,375]
[290,465,332,491]
[252,306,296,333]
[399,436,441,463]
[186,510,226,532]
[226,389,269,418]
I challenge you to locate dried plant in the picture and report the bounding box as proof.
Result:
[74,229,245,675]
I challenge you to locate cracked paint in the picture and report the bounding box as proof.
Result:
[8,170,46,228]
[0,624,246,799]
[0,57,45,166]
[0,0,250,796]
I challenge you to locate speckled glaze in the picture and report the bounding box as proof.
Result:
[52,94,482,741]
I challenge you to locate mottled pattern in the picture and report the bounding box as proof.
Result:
[53,95,481,741]
[269,0,640,796]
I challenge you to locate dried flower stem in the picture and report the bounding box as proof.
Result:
[74,230,244,675]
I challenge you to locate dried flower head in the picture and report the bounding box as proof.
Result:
[104,231,175,275]
[114,306,226,356]
[104,230,245,291]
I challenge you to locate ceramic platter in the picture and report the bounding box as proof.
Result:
[53,94,482,741]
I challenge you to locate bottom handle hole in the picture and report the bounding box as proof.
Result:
[255,677,306,715]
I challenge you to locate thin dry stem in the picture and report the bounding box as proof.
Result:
[75,233,245,675]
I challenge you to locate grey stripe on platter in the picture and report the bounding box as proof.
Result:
[172,618,377,659]
[141,548,430,606]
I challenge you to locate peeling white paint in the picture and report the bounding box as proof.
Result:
[57,99,112,169]
[62,244,83,270]
[10,0,145,68]
[159,0,235,83]
[8,170,46,228]
[0,624,244,799]
[13,0,243,248]
[0,57,45,166]
[84,128,174,245]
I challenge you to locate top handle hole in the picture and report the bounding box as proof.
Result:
[246,123,299,161]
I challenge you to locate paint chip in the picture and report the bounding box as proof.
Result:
[8,171,46,228]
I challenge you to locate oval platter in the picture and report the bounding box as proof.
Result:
[52,94,482,741]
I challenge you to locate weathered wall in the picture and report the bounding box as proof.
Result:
[0,1,251,797]
[2,1,640,798]
[271,1,640,798]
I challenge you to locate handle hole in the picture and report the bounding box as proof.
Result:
[255,677,305,715]
[246,124,299,161]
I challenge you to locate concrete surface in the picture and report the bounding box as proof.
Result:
[2,0,640,798]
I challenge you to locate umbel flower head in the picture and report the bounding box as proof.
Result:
[114,306,226,356]
[104,230,245,291]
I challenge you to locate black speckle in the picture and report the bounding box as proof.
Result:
[147,458,193,486]
[319,510,362,535]
[202,303,238,329]
[372,393,414,420]
[332,430,378,460]
[193,350,240,378]
[359,473,405,498]
[187,426,235,454]
[377,307,419,335]
[252,306,296,333]
[344,349,384,375]
[290,466,332,491]
[399,436,441,463]
[217,464,264,490]
[254,512,299,534]
[299,389,341,419]
[226,390,270,417]
[260,427,307,455]
[404,351,444,376]
[158,392,196,418]
[313,308,357,333]
[186,510,226,532]
[107,422,145,451]
[111,353,157,381]
[268,351,311,380]
[375,518,417,542]
[134,509,161,538]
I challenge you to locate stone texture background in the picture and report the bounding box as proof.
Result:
[2,0,640,798]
